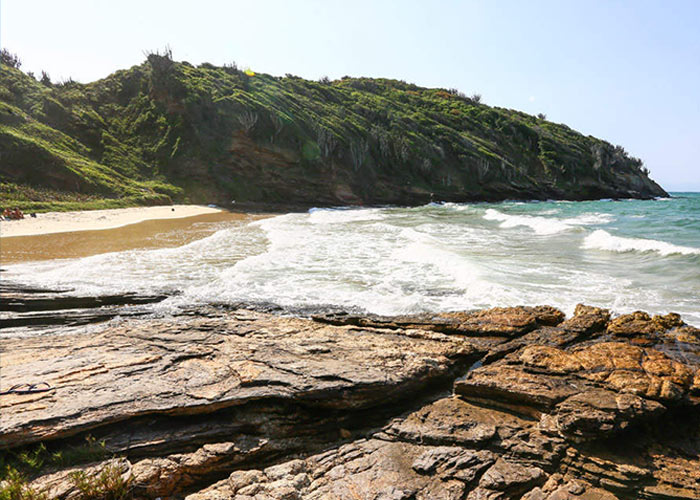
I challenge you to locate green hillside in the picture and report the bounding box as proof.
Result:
[0,50,666,212]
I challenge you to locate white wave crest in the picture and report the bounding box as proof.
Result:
[583,230,700,256]
[439,202,474,212]
[483,209,613,235]
[307,207,385,224]
[392,239,481,290]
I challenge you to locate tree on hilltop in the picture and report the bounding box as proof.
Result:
[1,49,21,69]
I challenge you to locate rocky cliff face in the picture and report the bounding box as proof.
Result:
[1,286,698,499]
[0,54,667,211]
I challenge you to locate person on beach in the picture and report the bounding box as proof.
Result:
[6,208,24,220]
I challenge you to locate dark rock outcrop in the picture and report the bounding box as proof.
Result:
[0,282,167,329]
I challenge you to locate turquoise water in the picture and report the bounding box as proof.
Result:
[7,193,700,326]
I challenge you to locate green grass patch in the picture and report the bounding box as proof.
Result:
[0,436,110,481]
[0,436,133,500]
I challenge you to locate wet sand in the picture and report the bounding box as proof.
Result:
[0,211,269,264]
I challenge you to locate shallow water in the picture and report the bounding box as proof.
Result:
[4,193,699,326]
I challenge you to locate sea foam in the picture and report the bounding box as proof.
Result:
[5,196,699,329]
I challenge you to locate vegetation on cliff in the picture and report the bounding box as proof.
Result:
[0,50,666,211]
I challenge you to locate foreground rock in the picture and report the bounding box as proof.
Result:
[0,307,477,450]
[0,281,167,329]
[187,309,700,500]
[1,297,699,499]
[314,304,566,337]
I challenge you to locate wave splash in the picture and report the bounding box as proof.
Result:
[583,230,700,256]
[4,195,699,326]
[483,209,613,235]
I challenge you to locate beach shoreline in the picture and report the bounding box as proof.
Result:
[0,204,223,238]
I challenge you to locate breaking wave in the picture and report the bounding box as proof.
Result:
[483,209,613,235]
[583,230,700,257]
[4,194,699,326]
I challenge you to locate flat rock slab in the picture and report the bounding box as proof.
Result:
[0,308,476,449]
[314,305,565,337]
[0,292,168,313]
[0,281,168,328]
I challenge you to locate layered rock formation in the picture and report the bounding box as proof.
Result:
[1,288,698,499]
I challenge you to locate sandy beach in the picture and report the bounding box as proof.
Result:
[0,205,222,238]
[0,207,269,264]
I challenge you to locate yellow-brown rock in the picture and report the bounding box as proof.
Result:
[559,304,611,334]
[607,311,685,337]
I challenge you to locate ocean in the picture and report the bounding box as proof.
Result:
[5,193,699,326]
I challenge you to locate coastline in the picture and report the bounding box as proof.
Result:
[0,194,678,240]
[0,204,223,238]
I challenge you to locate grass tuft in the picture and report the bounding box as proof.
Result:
[69,465,131,500]
[0,436,110,481]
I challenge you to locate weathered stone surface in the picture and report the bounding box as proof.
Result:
[0,308,476,449]
[0,280,167,328]
[314,305,565,337]
[522,474,619,500]
[0,291,167,313]
[455,364,581,413]
[130,439,268,497]
[27,458,131,500]
[184,390,700,500]
[607,311,685,338]
[479,326,581,366]
[382,396,509,446]
[3,297,700,500]
[411,447,496,480]
[186,395,561,500]
[457,340,696,449]
[0,305,152,329]
[520,342,695,400]
[473,458,545,496]
[559,436,700,499]
[382,396,566,468]
[559,304,611,335]
[492,341,692,401]
[432,306,563,336]
[542,389,666,440]
[187,439,478,500]
[673,325,700,344]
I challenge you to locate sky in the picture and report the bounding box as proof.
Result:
[1,0,698,191]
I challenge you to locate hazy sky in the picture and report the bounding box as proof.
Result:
[2,0,698,191]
